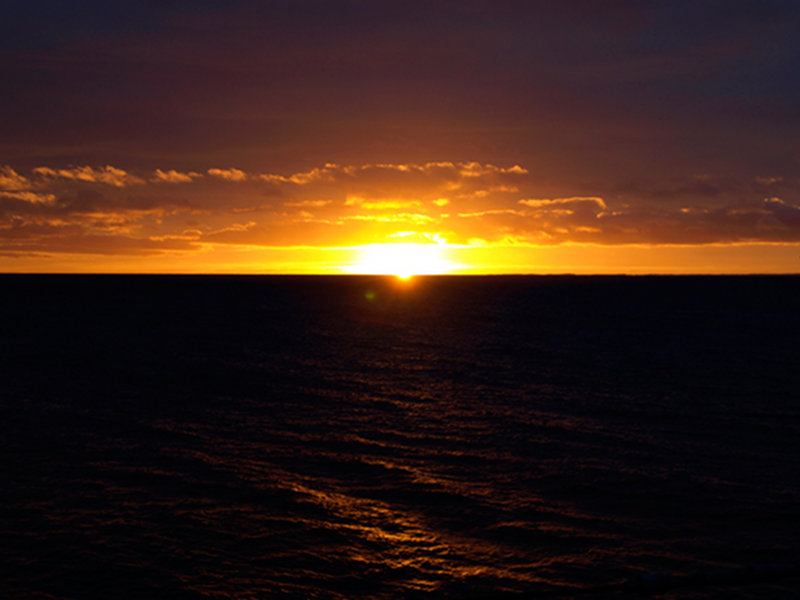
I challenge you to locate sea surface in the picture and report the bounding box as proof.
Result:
[2,275,799,599]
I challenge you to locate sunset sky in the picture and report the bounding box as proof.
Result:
[2,0,800,273]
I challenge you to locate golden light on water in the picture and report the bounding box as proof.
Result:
[344,243,460,278]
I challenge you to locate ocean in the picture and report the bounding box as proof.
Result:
[2,275,799,599]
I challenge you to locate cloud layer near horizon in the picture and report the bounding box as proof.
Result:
[2,161,799,258]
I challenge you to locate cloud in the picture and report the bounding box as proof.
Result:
[456,162,528,177]
[361,200,422,210]
[152,169,203,183]
[344,196,422,210]
[763,197,800,227]
[0,217,197,256]
[0,190,57,205]
[3,161,800,261]
[457,208,526,218]
[344,213,434,224]
[519,197,608,210]
[448,195,800,245]
[0,166,32,191]
[257,161,528,190]
[32,165,144,187]
[0,166,55,204]
[260,164,341,185]
[207,167,247,182]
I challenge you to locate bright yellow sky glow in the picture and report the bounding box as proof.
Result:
[344,243,460,277]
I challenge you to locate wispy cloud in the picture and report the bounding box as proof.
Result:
[0,166,32,191]
[257,162,528,189]
[0,190,57,205]
[152,169,203,183]
[260,164,342,185]
[207,168,247,182]
[450,195,800,245]
[32,165,144,187]
[519,197,608,210]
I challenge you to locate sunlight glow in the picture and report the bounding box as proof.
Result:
[345,243,458,277]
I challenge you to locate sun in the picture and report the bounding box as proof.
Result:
[345,243,458,278]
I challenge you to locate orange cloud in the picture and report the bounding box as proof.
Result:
[0,190,57,205]
[260,163,343,185]
[0,166,32,191]
[257,161,528,193]
[152,169,203,183]
[448,195,800,245]
[344,213,434,224]
[456,162,528,177]
[519,197,608,210]
[32,165,144,187]
[207,167,247,182]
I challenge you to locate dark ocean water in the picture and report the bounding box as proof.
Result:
[2,274,799,599]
